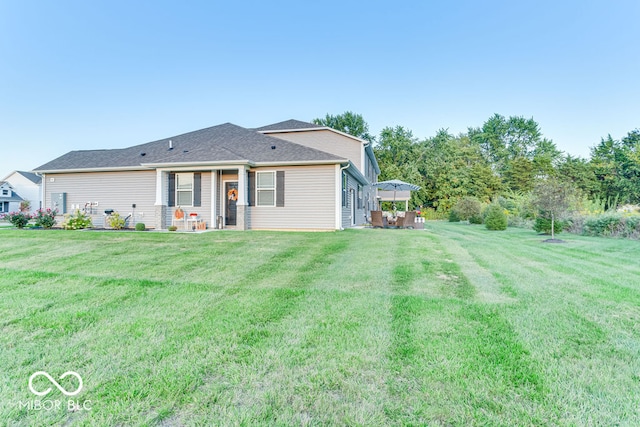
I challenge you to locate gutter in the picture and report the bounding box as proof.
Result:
[33,166,149,174]
[337,163,351,231]
[34,171,45,210]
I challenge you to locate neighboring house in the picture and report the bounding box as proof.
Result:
[1,171,42,213]
[33,120,380,230]
[0,181,24,214]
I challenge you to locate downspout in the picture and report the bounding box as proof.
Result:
[35,172,45,211]
[362,142,374,216]
[338,163,350,231]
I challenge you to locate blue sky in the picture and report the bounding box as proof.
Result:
[1,0,639,175]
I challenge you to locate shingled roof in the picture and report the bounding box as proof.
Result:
[0,182,24,202]
[253,119,325,132]
[14,171,42,184]
[34,123,346,172]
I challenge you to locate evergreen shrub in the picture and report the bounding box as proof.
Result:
[533,217,564,235]
[485,204,507,230]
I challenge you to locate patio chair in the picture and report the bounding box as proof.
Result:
[172,207,186,229]
[402,211,416,229]
[371,210,384,228]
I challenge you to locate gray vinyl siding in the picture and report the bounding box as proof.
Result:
[341,171,366,228]
[44,170,156,227]
[363,155,378,215]
[247,165,335,230]
[267,130,364,171]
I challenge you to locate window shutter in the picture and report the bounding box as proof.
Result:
[276,171,285,207]
[248,171,255,206]
[168,173,176,207]
[193,173,201,207]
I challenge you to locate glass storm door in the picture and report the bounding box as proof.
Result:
[225,181,238,226]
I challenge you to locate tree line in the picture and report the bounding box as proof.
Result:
[314,112,640,212]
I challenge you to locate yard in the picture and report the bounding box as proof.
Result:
[1,224,639,426]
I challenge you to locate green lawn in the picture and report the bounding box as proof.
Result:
[1,224,639,426]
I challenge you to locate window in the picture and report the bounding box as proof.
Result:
[256,171,275,206]
[357,185,363,209]
[342,172,348,207]
[0,202,7,212]
[1,189,8,196]
[176,173,193,206]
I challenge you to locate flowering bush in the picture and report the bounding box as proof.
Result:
[33,208,59,229]
[62,210,93,230]
[1,211,31,228]
[107,212,126,229]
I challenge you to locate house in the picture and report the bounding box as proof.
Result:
[1,171,42,213]
[33,120,380,230]
[0,181,24,214]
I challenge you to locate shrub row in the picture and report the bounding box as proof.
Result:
[1,209,58,229]
[568,212,640,239]
[448,198,507,231]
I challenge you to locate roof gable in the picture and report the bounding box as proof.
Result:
[17,171,42,184]
[253,119,324,132]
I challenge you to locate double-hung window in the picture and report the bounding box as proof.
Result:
[256,171,276,207]
[176,173,194,206]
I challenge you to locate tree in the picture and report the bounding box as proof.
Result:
[420,131,500,211]
[532,138,563,177]
[374,126,425,209]
[557,155,599,198]
[470,114,542,171]
[590,131,640,206]
[452,197,482,221]
[532,178,574,240]
[617,129,640,204]
[312,111,374,142]
[503,156,535,192]
[469,114,559,192]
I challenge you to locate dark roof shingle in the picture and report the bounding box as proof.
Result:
[34,122,345,172]
[253,119,324,132]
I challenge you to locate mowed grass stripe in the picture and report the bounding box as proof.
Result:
[384,230,550,425]
[2,227,640,425]
[158,234,365,425]
[2,233,351,425]
[98,235,352,425]
[433,222,640,424]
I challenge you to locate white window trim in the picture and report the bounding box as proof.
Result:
[175,172,194,207]
[256,171,276,207]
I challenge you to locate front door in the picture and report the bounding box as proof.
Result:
[225,181,238,226]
